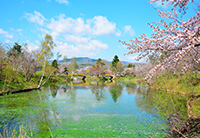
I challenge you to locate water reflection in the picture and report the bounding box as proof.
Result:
[89,82,105,101]
[48,81,188,118]
[109,83,123,102]
[0,81,188,137]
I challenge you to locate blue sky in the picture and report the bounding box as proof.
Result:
[0,0,196,62]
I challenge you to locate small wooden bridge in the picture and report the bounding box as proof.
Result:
[67,73,87,81]
[103,74,116,81]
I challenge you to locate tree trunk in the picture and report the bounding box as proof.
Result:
[38,58,46,88]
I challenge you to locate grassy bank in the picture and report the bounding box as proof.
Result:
[150,73,200,117]
[0,73,70,94]
[150,73,200,96]
[118,76,146,85]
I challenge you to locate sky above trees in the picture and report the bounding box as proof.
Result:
[0,0,196,62]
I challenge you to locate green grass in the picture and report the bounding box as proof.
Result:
[150,73,200,117]
[0,73,70,94]
[119,76,146,85]
[150,73,200,96]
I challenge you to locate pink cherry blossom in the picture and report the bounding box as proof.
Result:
[121,0,200,83]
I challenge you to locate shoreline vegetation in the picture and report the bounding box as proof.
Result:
[1,35,199,137]
[0,73,200,137]
[0,74,70,96]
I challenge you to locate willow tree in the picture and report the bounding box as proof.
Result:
[37,34,56,88]
[121,0,200,83]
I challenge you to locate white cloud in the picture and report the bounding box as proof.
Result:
[40,28,49,34]
[90,40,108,49]
[126,55,146,63]
[5,39,10,43]
[123,25,135,36]
[15,29,23,36]
[25,40,40,52]
[0,28,8,34]
[118,45,127,49]
[64,35,89,44]
[16,29,23,32]
[47,15,120,38]
[73,18,90,34]
[27,45,40,51]
[153,0,167,8]
[55,39,108,57]
[35,40,40,45]
[5,34,14,39]
[24,11,46,26]
[116,30,121,37]
[0,28,14,39]
[55,0,69,5]
[88,16,119,36]
[23,12,123,57]
[128,56,138,60]
[47,17,73,34]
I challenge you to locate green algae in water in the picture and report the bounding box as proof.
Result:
[0,82,186,137]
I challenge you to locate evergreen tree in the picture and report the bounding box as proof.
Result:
[8,42,22,57]
[52,59,58,68]
[111,55,119,67]
[63,67,68,74]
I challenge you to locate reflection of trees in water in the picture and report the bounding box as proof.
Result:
[134,85,188,119]
[67,85,77,102]
[153,91,188,119]
[125,83,138,95]
[135,86,156,115]
[124,83,158,115]
[49,83,77,102]
[49,85,59,98]
[108,83,123,102]
[89,82,105,101]
[32,91,60,136]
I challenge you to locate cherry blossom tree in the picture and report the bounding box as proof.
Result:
[120,0,200,83]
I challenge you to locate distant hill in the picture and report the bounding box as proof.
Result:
[59,57,97,64]
[58,57,139,65]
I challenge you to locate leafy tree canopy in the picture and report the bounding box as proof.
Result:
[52,59,58,68]
[8,42,23,57]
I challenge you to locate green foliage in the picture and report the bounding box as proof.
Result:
[68,58,78,79]
[109,83,123,102]
[52,59,58,68]
[110,55,124,75]
[127,63,135,68]
[153,91,188,119]
[8,42,23,57]
[37,34,56,63]
[111,55,119,67]
[63,67,68,74]
[150,72,200,96]
[37,34,56,88]
[96,58,105,69]
[127,63,132,68]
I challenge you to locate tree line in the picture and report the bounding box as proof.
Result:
[0,35,58,90]
[0,34,137,92]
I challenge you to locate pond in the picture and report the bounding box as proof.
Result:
[0,81,188,137]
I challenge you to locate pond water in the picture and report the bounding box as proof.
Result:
[0,81,188,137]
